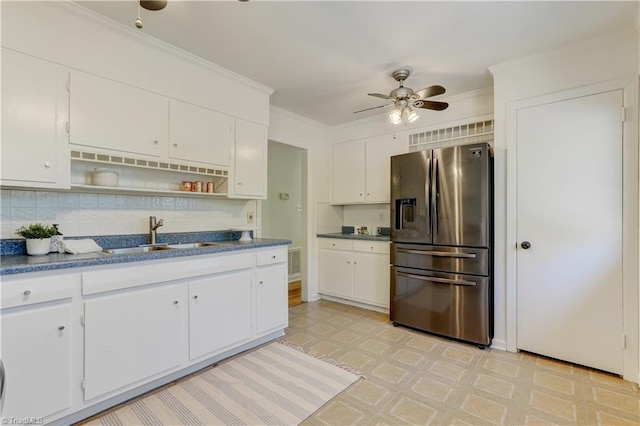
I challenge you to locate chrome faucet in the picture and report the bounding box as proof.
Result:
[149,216,164,245]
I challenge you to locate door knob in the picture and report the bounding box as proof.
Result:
[521,241,532,249]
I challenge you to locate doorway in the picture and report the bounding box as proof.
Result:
[262,141,306,308]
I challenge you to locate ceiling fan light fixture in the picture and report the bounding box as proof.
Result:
[407,107,419,123]
[389,108,403,125]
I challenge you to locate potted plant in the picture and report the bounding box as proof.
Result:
[15,223,58,256]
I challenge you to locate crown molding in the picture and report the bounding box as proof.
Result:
[489,28,635,75]
[61,2,273,95]
[270,106,329,130]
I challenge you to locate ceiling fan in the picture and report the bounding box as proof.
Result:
[355,68,449,124]
[134,1,167,29]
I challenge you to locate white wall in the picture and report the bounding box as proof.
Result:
[268,107,331,301]
[263,142,303,248]
[490,29,639,358]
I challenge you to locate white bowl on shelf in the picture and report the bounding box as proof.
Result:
[93,168,119,186]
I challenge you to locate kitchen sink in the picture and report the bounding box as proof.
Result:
[166,242,225,249]
[103,245,174,255]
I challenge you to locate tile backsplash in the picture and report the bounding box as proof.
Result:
[1,189,256,239]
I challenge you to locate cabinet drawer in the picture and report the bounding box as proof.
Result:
[256,247,287,266]
[318,238,353,251]
[354,240,390,255]
[1,275,75,309]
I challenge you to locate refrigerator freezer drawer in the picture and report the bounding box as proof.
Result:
[390,266,492,346]
[391,243,489,276]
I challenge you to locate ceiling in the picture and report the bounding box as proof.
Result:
[76,1,638,127]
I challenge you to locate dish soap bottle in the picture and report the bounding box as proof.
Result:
[50,224,63,253]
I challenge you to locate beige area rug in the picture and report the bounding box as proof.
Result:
[86,341,361,425]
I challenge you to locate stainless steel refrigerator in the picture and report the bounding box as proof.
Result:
[390,142,493,347]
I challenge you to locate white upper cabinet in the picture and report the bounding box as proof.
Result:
[331,134,404,204]
[364,134,406,203]
[69,71,168,158]
[1,48,69,188]
[229,119,267,199]
[331,140,366,204]
[168,100,233,167]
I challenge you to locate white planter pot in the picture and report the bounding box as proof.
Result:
[26,238,52,256]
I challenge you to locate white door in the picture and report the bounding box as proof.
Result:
[365,135,405,203]
[168,100,233,167]
[353,252,390,308]
[317,249,353,298]
[188,271,252,360]
[231,120,267,198]
[516,90,623,374]
[331,140,365,204]
[84,284,183,400]
[256,264,287,335]
[0,304,71,419]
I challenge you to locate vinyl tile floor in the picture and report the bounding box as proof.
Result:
[284,300,639,426]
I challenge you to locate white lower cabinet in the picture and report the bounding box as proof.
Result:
[0,304,72,419]
[256,264,288,335]
[189,270,253,360]
[83,283,183,400]
[0,246,288,424]
[318,238,390,310]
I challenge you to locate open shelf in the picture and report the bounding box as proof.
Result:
[70,149,229,198]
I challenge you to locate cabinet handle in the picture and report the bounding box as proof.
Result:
[193,295,199,300]
[354,261,358,265]
[237,182,243,186]
[44,162,52,169]
[172,143,178,148]
[347,261,351,264]
[332,243,336,247]
[271,255,276,259]
[23,289,31,296]
[367,192,370,196]
[359,193,363,196]
[153,140,159,145]
[173,300,179,305]
[58,325,65,331]
[258,281,264,285]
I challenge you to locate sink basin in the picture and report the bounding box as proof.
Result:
[103,246,174,255]
[166,242,224,249]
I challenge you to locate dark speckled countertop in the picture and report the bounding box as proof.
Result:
[0,231,291,275]
[316,233,390,242]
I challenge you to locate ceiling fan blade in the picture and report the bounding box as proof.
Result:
[354,103,394,114]
[368,93,394,100]
[413,100,449,111]
[412,85,446,100]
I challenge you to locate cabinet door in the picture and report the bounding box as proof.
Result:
[353,252,390,308]
[168,100,233,167]
[230,120,267,199]
[256,264,287,335]
[69,71,167,157]
[84,284,182,400]
[331,140,365,204]
[189,271,252,360]
[0,304,71,419]
[1,49,68,187]
[365,134,406,203]
[318,249,353,298]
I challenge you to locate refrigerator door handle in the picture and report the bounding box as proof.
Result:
[433,158,439,237]
[396,249,477,259]
[426,156,432,237]
[397,271,477,286]
[0,358,5,402]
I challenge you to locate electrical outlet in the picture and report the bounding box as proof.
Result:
[247,211,255,223]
